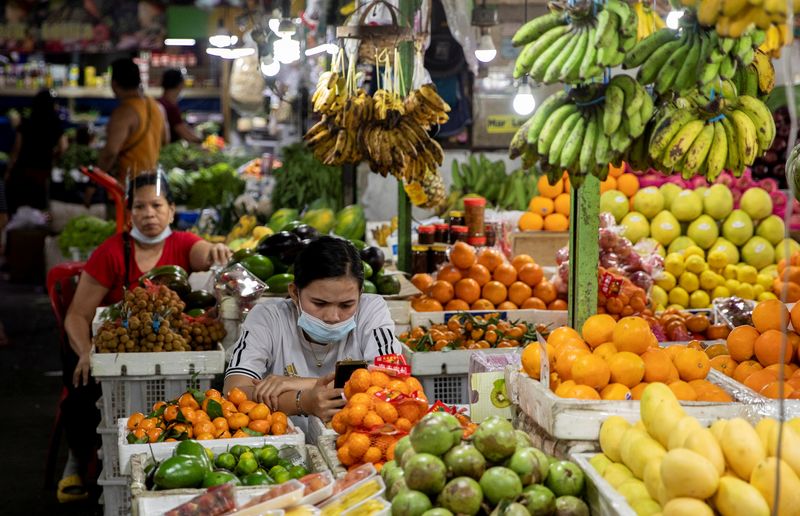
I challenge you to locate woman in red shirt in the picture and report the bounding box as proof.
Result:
[59,173,230,501]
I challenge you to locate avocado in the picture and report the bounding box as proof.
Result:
[154,455,207,489]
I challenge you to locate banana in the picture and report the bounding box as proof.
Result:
[598,29,621,67]
[737,94,775,150]
[549,111,582,166]
[720,54,737,79]
[580,114,599,174]
[611,75,643,117]
[675,34,704,92]
[624,28,677,68]
[639,89,655,123]
[720,114,743,175]
[595,10,617,48]
[606,0,637,34]
[722,0,749,17]
[663,119,705,169]
[579,27,600,80]
[681,123,715,175]
[610,124,632,153]
[513,25,571,79]
[655,35,693,94]
[538,104,578,155]
[638,35,686,84]
[706,121,728,181]
[529,30,573,83]
[731,109,758,164]
[649,108,694,159]
[560,115,587,169]
[626,110,645,139]
[698,0,723,24]
[604,85,625,136]
[509,117,535,159]
[526,90,569,144]
[561,29,589,83]
[595,126,612,166]
[698,57,723,85]
[752,49,775,93]
[512,11,566,46]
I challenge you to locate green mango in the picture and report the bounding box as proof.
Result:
[376,274,401,296]
[240,255,275,281]
[266,273,294,294]
[154,456,207,489]
[362,261,373,280]
[202,470,241,488]
[174,440,211,471]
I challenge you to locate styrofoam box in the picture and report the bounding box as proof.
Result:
[306,416,338,446]
[570,452,637,516]
[509,367,747,441]
[117,417,306,475]
[98,423,122,478]
[91,343,226,377]
[98,374,213,427]
[98,468,131,516]
[317,434,347,478]
[709,369,800,419]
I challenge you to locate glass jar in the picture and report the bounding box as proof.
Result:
[463,197,486,241]
[449,210,465,227]
[411,245,430,275]
[450,225,468,244]
[484,223,497,247]
[434,223,450,244]
[417,225,435,245]
[430,244,449,273]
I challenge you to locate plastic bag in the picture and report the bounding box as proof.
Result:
[229,52,265,114]
[214,263,268,315]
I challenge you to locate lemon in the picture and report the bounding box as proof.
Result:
[757,273,774,289]
[651,285,669,308]
[753,284,765,297]
[707,250,728,270]
[684,245,705,259]
[679,272,700,293]
[725,279,740,292]
[699,270,719,290]
[758,292,778,301]
[723,264,738,279]
[685,254,708,274]
[761,264,778,277]
[736,283,755,300]
[712,286,730,299]
[737,264,758,284]
[664,253,685,277]
[669,287,689,308]
[690,290,711,309]
[656,271,677,291]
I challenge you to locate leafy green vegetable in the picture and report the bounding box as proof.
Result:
[158,142,250,172]
[58,215,116,255]
[272,143,342,212]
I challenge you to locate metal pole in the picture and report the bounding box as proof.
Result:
[567,175,599,330]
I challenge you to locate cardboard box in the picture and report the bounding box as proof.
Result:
[510,231,569,267]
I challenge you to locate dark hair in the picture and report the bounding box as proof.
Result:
[126,173,174,209]
[29,89,59,126]
[111,58,141,90]
[162,69,184,90]
[293,236,364,290]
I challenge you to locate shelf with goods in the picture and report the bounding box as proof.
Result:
[0,86,220,99]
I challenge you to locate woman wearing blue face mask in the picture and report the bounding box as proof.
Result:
[224,236,399,423]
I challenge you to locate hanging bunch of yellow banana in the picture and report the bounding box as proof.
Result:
[758,23,793,58]
[688,0,797,40]
[633,2,665,42]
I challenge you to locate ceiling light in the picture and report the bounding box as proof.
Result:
[268,18,281,35]
[666,10,684,30]
[164,38,195,46]
[274,36,300,64]
[206,47,255,59]
[475,32,496,63]
[305,43,338,56]
[209,20,237,48]
[260,55,280,76]
[512,81,536,115]
[277,18,296,36]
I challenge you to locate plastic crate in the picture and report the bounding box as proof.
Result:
[420,374,470,406]
[91,343,226,376]
[98,423,121,478]
[98,468,131,516]
[99,374,213,427]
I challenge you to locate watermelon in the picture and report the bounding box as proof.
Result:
[333,205,366,241]
[302,208,335,234]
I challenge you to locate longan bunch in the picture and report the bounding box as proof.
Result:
[179,316,227,351]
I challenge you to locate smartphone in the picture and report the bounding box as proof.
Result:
[334,360,368,388]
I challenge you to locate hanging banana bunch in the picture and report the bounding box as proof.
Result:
[633,2,665,41]
[688,0,798,38]
[731,49,775,100]
[758,23,793,58]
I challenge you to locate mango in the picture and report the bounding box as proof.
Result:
[710,419,728,443]
[788,417,800,436]
[620,429,666,479]
[683,427,725,475]
[755,417,778,450]
[667,416,702,450]
[750,457,800,516]
[630,498,662,516]
[589,453,613,476]
[617,478,651,503]
[661,448,719,500]
[662,498,714,516]
[714,476,769,516]
[765,423,800,476]
[633,420,647,432]
[721,418,766,480]
[642,458,664,501]
[603,462,634,488]
[600,416,631,463]
[641,383,685,448]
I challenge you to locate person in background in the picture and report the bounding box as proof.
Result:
[4,89,67,215]
[158,69,202,144]
[97,58,169,179]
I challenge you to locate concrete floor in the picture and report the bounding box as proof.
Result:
[0,280,102,515]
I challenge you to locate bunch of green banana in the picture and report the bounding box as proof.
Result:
[624,15,765,94]
[496,169,537,211]
[731,49,775,100]
[647,90,775,180]
[450,154,509,206]
[593,0,638,68]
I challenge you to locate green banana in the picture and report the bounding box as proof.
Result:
[681,123,714,175]
[719,54,736,80]
[719,37,735,53]
[730,109,758,164]
[720,115,743,175]
[549,111,582,166]
[639,90,654,125]
[674,34,702,93]
[543,28,583,83]
[579,114,599,175]
[513,25,571,79]
[737,94,775,150]
[604,85,625,136]
[655,35,693,94]
[624,28,677,69]
[638,35,686,84]
[526,90,569,144]
[611,75,643,117]
[561,29,589,83]
[559,115,587,169]
[626,110,645,139]
[598,29,620,67]
[538,104,578,155]
[579,28,600,80]
[698,58,723,86]
[451,160,464,190]
[509,117,535,159]
[705,122,728,182]
[649,108,696,160]
[738,47,755,67]
[610,124,632,153]
[750,29,766,47]
[606,0,636,33]
[512,11,566,47]
[529,30,573,83]
[595,10,616,48]
[595,129,612,170]
[662,119,705,169]
[733,34,753,61]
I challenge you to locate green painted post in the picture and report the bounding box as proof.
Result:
[568,175,600,330]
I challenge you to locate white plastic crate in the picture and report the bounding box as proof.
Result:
[419,374,470,406]
[98,468,131,516]
[98,423,121,478]
[98,374,213,427]
[91,344,226,377]
[117,417,306,475]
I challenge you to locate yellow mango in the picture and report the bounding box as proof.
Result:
[667,416,702,450]
[788,417,800,435]
[755,417,778,450]
[662,498,713,516]
[621,429,666,479]
[721,418,766,480]
[710,419,728,443]
[643,458,664,501]
[765,423,800,476]
[618,479,651,503]
[750,457,800,516]
[603,462,634,488]
[641,383,685,447]
[633,420,647,432]
[713,476,769,516]
[600,416,631,463]
[589,453,613,476]
[630,498,662,516]
[661,448,719,500]
[683,427,725,475]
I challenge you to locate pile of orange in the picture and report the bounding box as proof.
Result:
[519,174,571,232]
[599,168,639,197]
[520,314,731,402]
[399,313,542,351]
[410,244,565,312]
[332,368,429,471]
[125,387,289,443]
[772,252,800,302]
[710,298,800,399]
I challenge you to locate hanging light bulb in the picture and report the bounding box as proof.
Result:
[475,30,496,63]
[260,55,280,76]
[513,80,536,115]
[274,35,300,64]
[209,19,237,48]
[666,10,684,29]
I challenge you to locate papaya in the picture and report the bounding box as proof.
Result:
[268,208,299,232]
[302,208,335,234]
[333,204,366,240]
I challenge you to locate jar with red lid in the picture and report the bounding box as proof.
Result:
[450,225,468,244]
[417,225,435,245]
[463,197,486,241]
[434,223,450,244]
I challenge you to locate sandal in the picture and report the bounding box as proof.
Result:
[57,474,88,503]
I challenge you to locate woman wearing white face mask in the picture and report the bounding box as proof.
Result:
[224,236,399,423]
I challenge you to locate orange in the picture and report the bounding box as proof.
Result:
[450,241,477,269]
[247,402,270,421]
[674,348,711,381]
[630,382,649,400]
[726,325,760,361]
[529,197,554,217]
[612,316,652,355]
[607,352,646,387]
[493,263,518,286]
[179,392,200,409]
[555,346,590,380]
[212,417,229,435]
[369,371,390,388]
[537,175,563,198]
[570,385,602,400]
[397,404,420,423]
[348,369,372,393]
[347,433,371,459]
[709,355,738,377]
[349,393,372,407]
[411,273,434,294]
[641,348,672,383]
[600,176,617,193]
[482,281,508,306]
[347,403,368,426]
[406,376,424,393]
[471,299,495,310]
[127,413,145,430]
[533,280,558,303]
[752,299,790,333]
[412,296,444,312]
[733,360,764,383]
[375,401,399,424]
[511,255,535,272]
[477,248,505,272]
[581,314,617,349]
[743,368,779,392]
[430,280,455,304]
[467,263,491,286]
[760,381,795,399]
[194,420,215,436]
[337,445,356,466]
[521,342,555,379]
[363,446,383,464]
[705,344,730,359]
[668,380,698,401]
[616,174,639,197]
[497,301,518,310]
[548,327,583,349]
[272,412,288,426]
[549,299,568,311]
[544,213,569,232]
[147,428,164,442]
[226,413,249,430]
[518,212,544,231]
[152,401,167,412]
[508,282,533,306]
[238,400,257,414]
[227,387,247,407]
[518,263,544,287]
[437,265,462,284]
[609,162,625,177]
[387,379,410,395]
[522,297,547,309]
[270,422,287,435]
[554,193,570,217]
[754,329,795,366]
[593,342,618,361]
[554,380,577,397]
[764,363,797,378]
[791,302,800,331]
[571,354,611,390]
[455,278,481,304]
[445,299,470,311]
[363,411,384,428]
[205,389,222,400]
[180,407,197,424]
[600,383,632,400]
